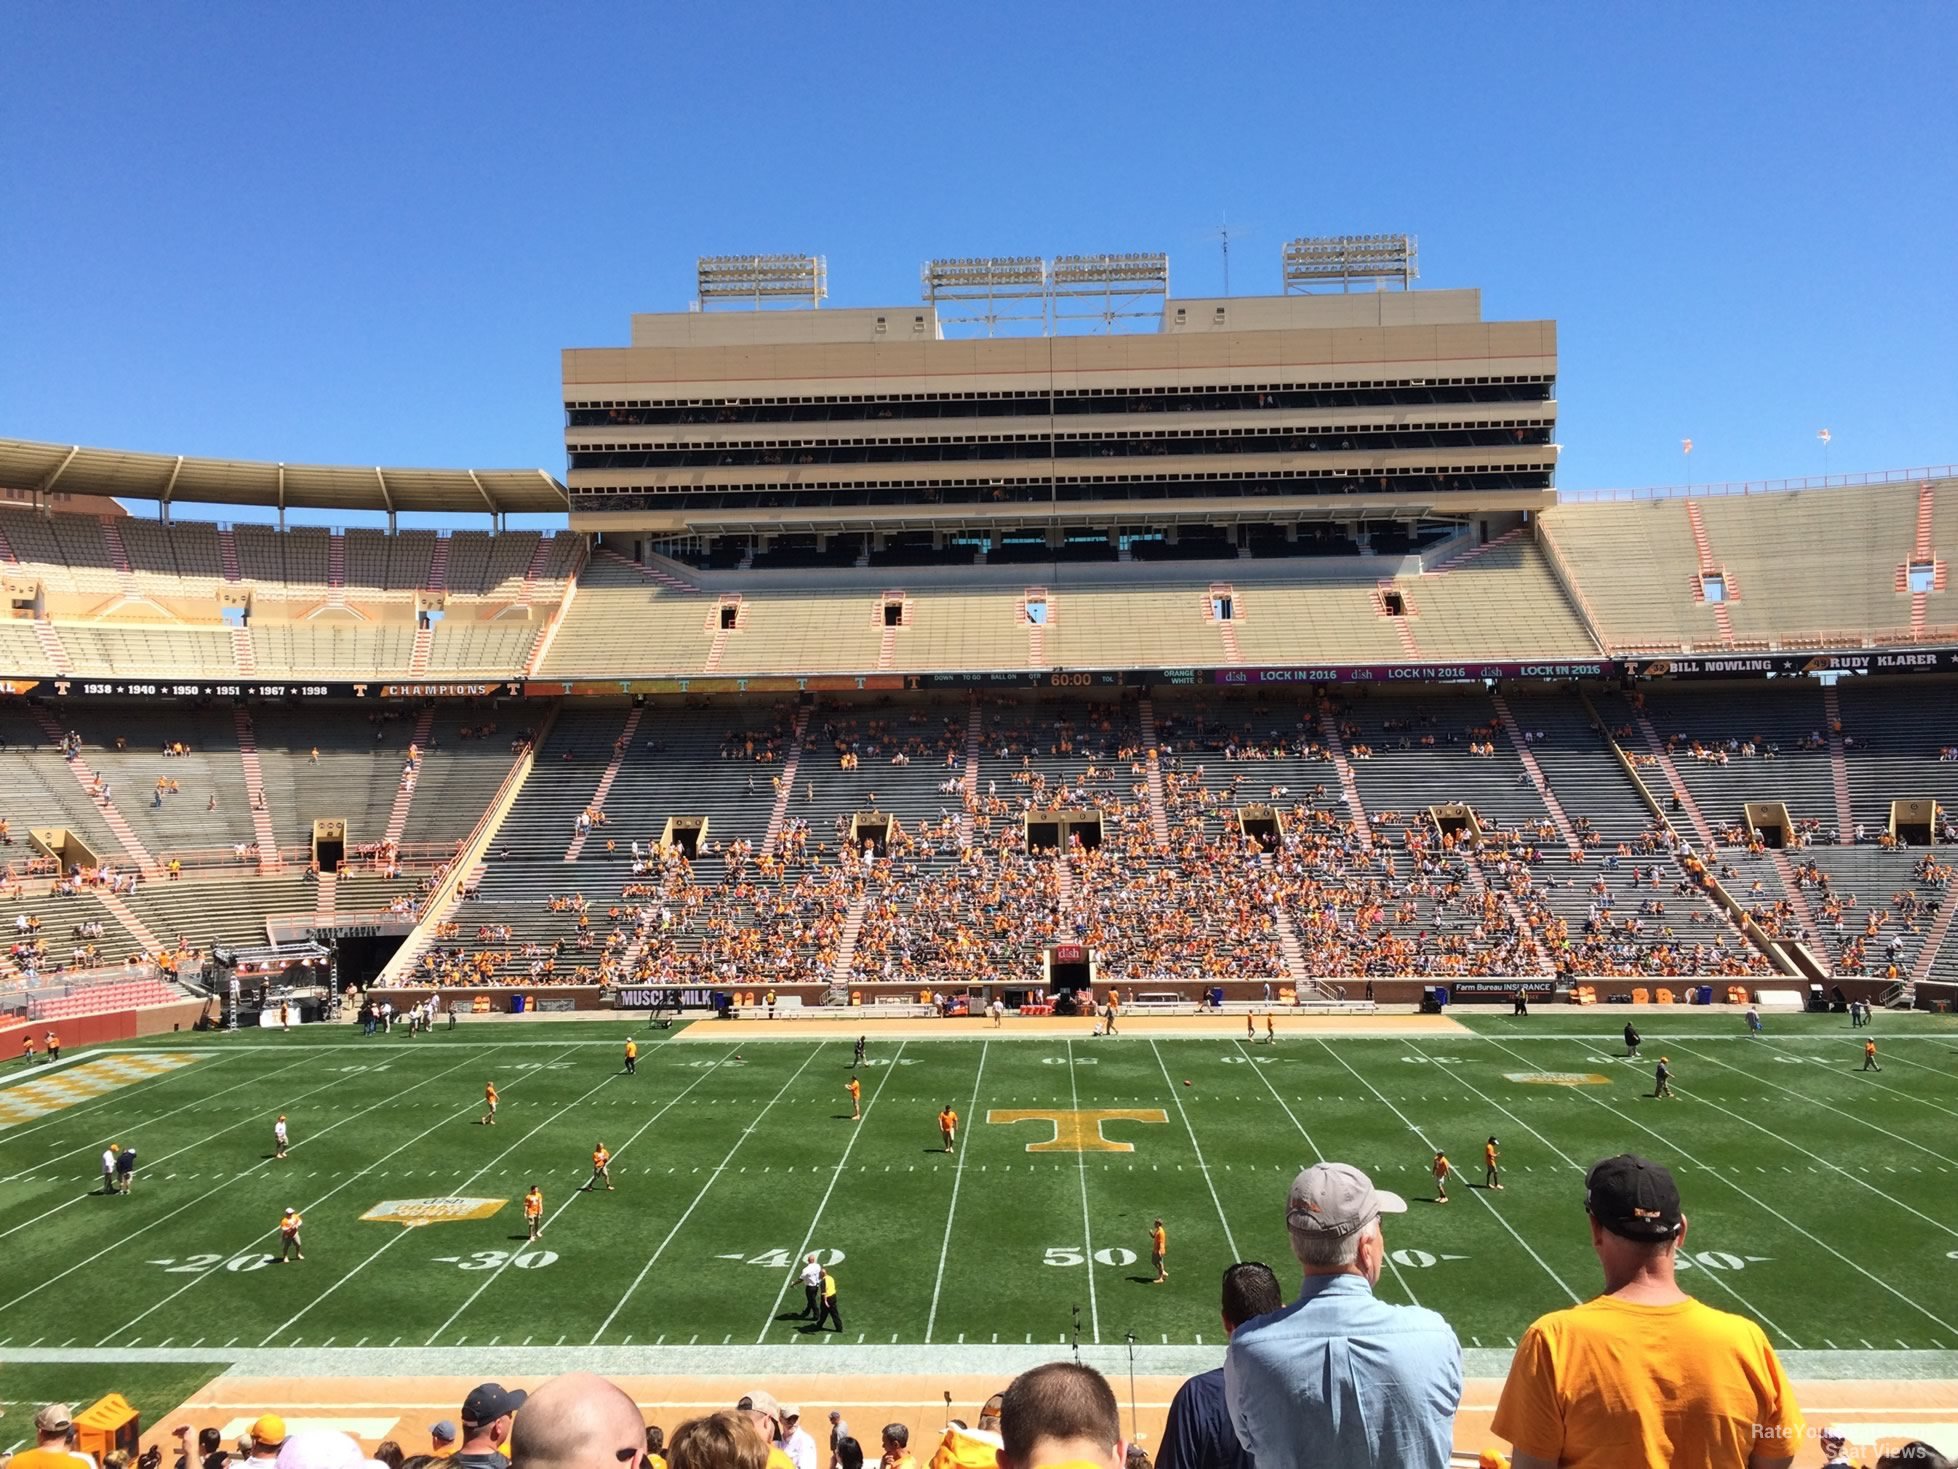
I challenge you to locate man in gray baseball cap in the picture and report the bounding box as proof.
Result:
[1224,1162,1461,1469]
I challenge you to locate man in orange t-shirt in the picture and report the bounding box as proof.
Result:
[6,1403,96,1469]
[523,1185,544,1240]
[847,1076,862,1120]
[939,1105,958,1153]
[586,1142,614,1191]
[482,1081,498,1126]
[1150,1219,1168,1284]
[1492,1154,1802,1468]
[277,1207,304,1262]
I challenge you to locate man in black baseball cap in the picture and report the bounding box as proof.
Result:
[1493,1155,1804,1468]
[455,1383,528,1469]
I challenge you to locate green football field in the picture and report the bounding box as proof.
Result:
[1,1013,1955,1361]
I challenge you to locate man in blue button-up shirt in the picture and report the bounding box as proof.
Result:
[1224,1162,1462,1469]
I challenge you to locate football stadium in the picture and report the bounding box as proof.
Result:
[3,235,1957,1464]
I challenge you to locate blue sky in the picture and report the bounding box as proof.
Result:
[3,1,1954,526]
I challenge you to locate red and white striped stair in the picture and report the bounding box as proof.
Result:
[562,706,643,862]
[829,886,870,984]
[232,707,283,872]
[958,699,982,846]
[761,709,809,857]
[1316,709,1375,849]
[382,707,437,847]
[594,545,696,593]
[1023,589,1048,668]
[327,532,346,587]
[1821,685,1856,840]
[1900,482,1944,637]
[32,621,71,674]
[217,528,242,582]
[1490,691,1583,855]
[1136,694,1174,847]
[231,626,256,676]
[518,536,556,607]
[1378,581,1423,658]
[99,518,139,595]
[29,708,159,875]
[314,870,337,922]
[1631,711,1718,851]
[409,626,433,676]
[426,535,451,592]
[1683,502,1736,643]
[97,889,163,957]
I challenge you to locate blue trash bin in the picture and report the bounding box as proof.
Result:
[1434,987,1448,1008]
[1697,985,1715,1006]
[510,994,526,1015]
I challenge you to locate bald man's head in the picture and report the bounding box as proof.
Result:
[510,1373,645,1469]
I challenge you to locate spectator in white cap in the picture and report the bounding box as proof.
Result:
[777,1409,816,1469]
[1225,1162,1461,1469]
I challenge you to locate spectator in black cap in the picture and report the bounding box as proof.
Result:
[1493,1154,1804,1468]
[456,1384,528,1469]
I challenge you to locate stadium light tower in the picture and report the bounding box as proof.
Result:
[1281,234,1417,293]
[696,254,828,310]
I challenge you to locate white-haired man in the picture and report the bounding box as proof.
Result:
[1224,1162,1460,1469]
[800,1251,825,1320]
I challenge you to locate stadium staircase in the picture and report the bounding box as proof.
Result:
[760,708,808,857]
[96,890,164,958]
[216,528,242,582]
[1822,687,1856,838]
[1914,899,1958,983]
[230,627,256,674]
[517,537,555,607]
[593,545,696,594]
[231,708,283,871]
[382,708,438,846]
[1489,691,1582,855]
[958,699,982,844]
[1378,581,1424,657]
[1904,481,1942,637]
[314,869,336,921]
[32,621,72,674]
[409,626,433,676]
[1025,590,1047,667]
[1683,502,1736,644]
[562,706,643,861]
[30,708,159,875]
[1629,710,1719,849]
[1767,849,1826,957]
[427,534,450,591]
[1316,708,1374,848]
[0,521,16,564]
[1055,854,1075,915]
[830,886,870,984]
[1135,695,1174,847]
[99,517,139,598]
[525,575,575,676]
[1462,851,1556,976]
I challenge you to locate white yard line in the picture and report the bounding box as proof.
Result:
[0,1058,373,1283]
[1148,1038,1239,1260]
[0,1050,255,1153]
[273,1044,610,1348]
[592,1044,826,1342]
[1066,1038,1100,1346]
[924,1038,989,1343]
[1674,1041,1958,1154]
[1411,1039,1799,1347]
[755,1041,909,1342]
[0,1054,314,1198]
[96,1046,514,1344]
[1316,1038,1581,1305]
[1474,1032,1956,1336]
[425,1046,741,1343]
[1651,1046,1958,1242]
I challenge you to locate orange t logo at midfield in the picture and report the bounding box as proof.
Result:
[988,1109,1169,1153]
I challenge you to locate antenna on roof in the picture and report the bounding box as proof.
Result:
[1201,215,1251,296]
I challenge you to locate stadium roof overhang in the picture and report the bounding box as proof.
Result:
[0,438,570,517]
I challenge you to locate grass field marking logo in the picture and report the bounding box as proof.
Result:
[988,1108,1169,1153]
[0,1051,204,1127]
[362,1196,506,1227]
[1502,1071,1610,1086]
